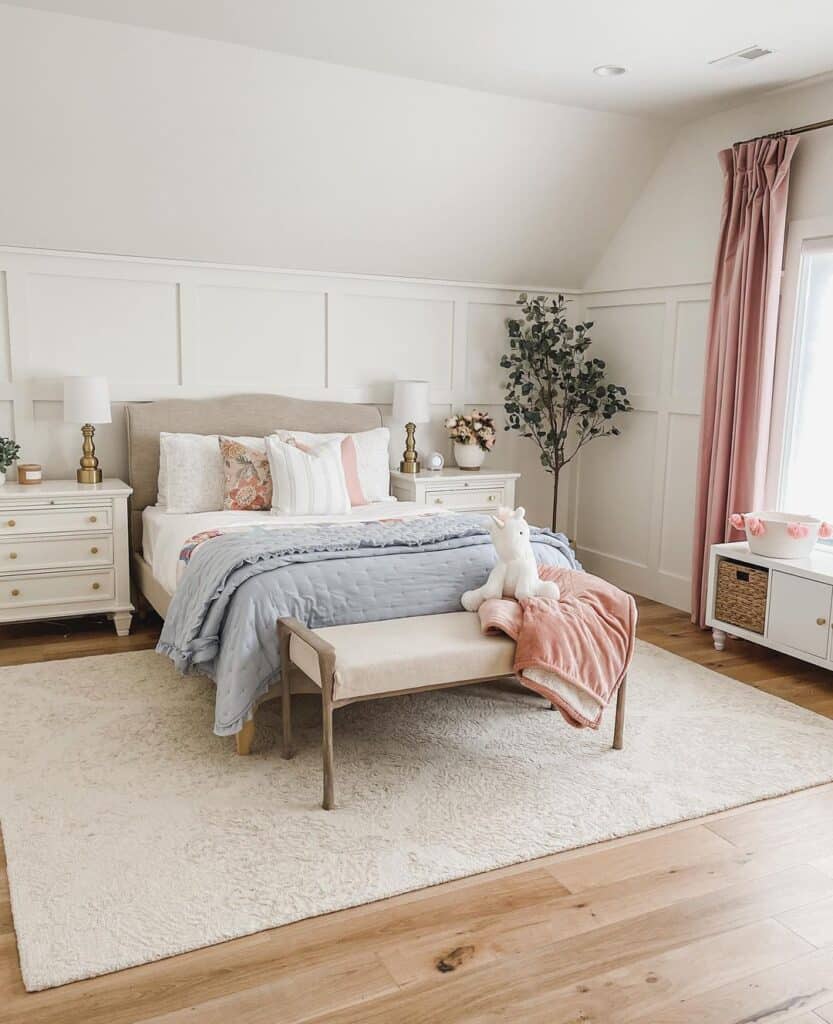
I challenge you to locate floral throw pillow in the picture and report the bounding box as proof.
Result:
[218,437,273,511]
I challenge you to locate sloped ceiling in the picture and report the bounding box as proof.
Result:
[0,3,673,285]
[5,0,833,118]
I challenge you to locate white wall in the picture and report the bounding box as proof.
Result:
[0,246,580,527]
[574,75,833,611]
[568,284,709,609]
[0,2,675,539]
[0,3,670,288]
[587,76,833,292]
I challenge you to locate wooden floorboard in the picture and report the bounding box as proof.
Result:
[1,598,832,1023]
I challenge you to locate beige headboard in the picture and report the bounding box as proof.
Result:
[125,393,383,552]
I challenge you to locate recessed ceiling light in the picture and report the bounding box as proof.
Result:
[593,64,627,77]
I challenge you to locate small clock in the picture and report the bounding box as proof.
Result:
[427,451,445,471]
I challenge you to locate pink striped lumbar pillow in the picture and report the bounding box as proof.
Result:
[276,427,389,503]
[339,435,367,506]
[265,436,351,516]
[281,434,368,507]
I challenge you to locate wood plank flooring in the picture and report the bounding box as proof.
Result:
[1,598,832,1023]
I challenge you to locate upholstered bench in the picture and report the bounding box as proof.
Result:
[277,612,626,809]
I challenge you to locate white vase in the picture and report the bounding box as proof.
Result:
[453,442,486,471]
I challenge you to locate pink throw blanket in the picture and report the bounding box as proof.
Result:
[478,567,637,729]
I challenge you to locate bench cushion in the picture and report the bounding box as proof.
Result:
[289,611,515,701]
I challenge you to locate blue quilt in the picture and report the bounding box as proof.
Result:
[158,514,578,735]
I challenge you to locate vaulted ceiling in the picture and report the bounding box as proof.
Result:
[5,0,833,118]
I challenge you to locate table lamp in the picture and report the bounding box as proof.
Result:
[63,376,111,484]
[392,380,430,474]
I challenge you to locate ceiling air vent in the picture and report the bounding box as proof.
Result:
[709,45,774,69]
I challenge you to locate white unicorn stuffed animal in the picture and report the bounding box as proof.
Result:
[461,506,560,612]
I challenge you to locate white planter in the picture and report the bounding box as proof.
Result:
[453,442,486,471]
[0,470,5,486]
[737,510,822,559]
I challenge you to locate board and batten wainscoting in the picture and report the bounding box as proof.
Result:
[0,246,714,610]
[0,246,580,530]
[568,283,711,612]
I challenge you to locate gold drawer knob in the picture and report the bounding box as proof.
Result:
[90,546,99,555]
[817,617,827,626]
[9,552,17,559]
[7,519,15,527]
[434,497,443,504]
[11,588,20,597]
[89,515,97,523]
[92,582,101,591]
[488,494,496,502]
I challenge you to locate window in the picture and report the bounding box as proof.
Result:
[778,237,833,522]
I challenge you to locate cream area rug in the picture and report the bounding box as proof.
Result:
[3,642,833,991]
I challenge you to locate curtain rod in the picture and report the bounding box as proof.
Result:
[735,116,833,147]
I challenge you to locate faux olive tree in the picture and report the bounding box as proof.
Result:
[501,293,631,532]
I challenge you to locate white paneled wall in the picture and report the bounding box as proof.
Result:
[0,246,711,605]
[569,284,710,611]
[0,247,575,527]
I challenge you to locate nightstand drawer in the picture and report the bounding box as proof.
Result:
[0,534,113,573]
[425,487,505,511]
[0,569,116,610]
[0,506,111,536]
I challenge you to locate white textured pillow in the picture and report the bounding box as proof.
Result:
[159,433,266,513]
[276,427,390,502]
[266,436,351,515]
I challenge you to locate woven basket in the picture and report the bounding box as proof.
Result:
[714,558,768,634]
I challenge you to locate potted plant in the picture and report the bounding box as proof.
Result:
[0,437,20,486]
[501,293,631,531]
[444,410,496,471]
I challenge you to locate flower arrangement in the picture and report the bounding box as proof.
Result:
[444,411,497,451]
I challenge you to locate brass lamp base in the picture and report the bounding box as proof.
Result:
[399,422,421,474]
[77,423,103,485]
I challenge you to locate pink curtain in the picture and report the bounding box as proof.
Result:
[691,136,799,625]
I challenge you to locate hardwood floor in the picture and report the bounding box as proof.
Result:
[1,598,833,1023]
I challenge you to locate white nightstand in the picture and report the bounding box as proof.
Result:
[0,478,134,636]
[390,468,519,513]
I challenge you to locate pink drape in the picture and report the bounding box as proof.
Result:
[691,136,799,625]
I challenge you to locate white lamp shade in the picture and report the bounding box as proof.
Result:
[63,376,112,424]
[392,380,430,424]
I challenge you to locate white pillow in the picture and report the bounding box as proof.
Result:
[276,427,390,502]
[266,436,351,515]
[159,433,266,513]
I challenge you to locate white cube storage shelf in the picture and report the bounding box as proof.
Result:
[707,541,833,668]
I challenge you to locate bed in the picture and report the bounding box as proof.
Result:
[125,393,578,753]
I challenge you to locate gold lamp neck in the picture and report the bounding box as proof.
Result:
[399,421,421,474]
[77,423,103,484]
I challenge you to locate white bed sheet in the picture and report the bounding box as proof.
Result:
[142,501,445,595]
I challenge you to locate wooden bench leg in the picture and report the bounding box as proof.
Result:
[282,673,293,760]
[321,648,337,811]
[278,622,294,760]
[322,697,335,811]
[236,717,255,756]
[612,674,627,750]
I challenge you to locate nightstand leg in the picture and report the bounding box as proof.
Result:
[111,611,132,637]
[712,628,727,651]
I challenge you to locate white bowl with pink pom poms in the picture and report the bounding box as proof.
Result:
[730,511,833,559]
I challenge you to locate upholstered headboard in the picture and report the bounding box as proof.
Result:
[125,393,383,552]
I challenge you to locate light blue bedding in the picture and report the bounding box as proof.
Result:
[157,514,578,735]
